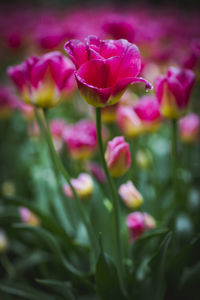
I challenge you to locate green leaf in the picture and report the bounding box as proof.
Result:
[148,232,172,300]
[0,282,53,300]
[95,241,128,300]
[36,279,77,300]
[13,223,90,282]
[2,196,73,247]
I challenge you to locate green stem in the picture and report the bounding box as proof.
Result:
[42,109,98,261]
[171,119,178,205]
[96,107,124,287]
[34,108,76,234]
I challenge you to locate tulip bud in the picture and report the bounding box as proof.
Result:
[155,67,195,119]
[117,105,143,138]
[8,51,75,108]
[118,181,143,209]
[105,136,131,177]
[126,212,156,242]
[19,207,40,226]
[63,173,93,199]
[179,113,199,143]
[134,96,161,133]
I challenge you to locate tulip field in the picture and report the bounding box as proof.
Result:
[0,3,200,300]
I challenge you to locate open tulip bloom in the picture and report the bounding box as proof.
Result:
[64,35,152,107]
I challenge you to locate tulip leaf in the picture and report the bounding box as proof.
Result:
[95,240,128,300]
[12,223,90,283]
[147,232,172,300]
[2,196,74,246]
[36,279,77,300]
[0,282,53,300]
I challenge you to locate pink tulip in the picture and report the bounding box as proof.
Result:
[134,95,161,132]
[126,212,156,242]
[64,35,152,107]
[105,136,131,177]
[116,105,143,138]
[8,51,75,108]
[62,120,97,160]
[63,173,94,199]
[118,181,143,209]
[0,85,22,118]
[155,67,195,119]
[179,113,200,143]
[102,19,135,42]
[19,207,40,226]
[87,162,106,183]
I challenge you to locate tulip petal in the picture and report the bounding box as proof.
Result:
[64,40,88,69]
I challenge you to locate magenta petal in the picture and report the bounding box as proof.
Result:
[64,40,88,69]
[155,76,166,104]
[75,72,112,106]
[116,40,141,78]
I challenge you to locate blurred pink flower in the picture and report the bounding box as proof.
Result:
[105,136,131,177]
[126,212,156,242]
[117,104,143,138]
[19,207,40,226]
[63,173,94,199]
[8,51,75,108]
[118,181,143,209]
[134,95,161,132]
[87,162,106,183]
[155,67,195,119]
[62,119,97,160]
[179,113,200,143]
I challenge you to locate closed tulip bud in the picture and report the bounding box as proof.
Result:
[179,113,200,143]
[64,35,151,107]
[8,51,75,108]
[155,67,195,119]
[63,173,93,199]
[105,136,131,177]
[118,181,143,209]
[19,207,40,226]
[126,212,156,242]
[117,105,143,138]
[134,95,161,133]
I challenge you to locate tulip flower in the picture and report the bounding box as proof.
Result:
[118,181,143,209]
[126,212,156,242]
[19,207,40,226]
[134,95,161,132]
[63,173,94,199]
[117,105,143,138]
[105,136,131,177]
[8,51,75,108]
[87,162,106,183]
[102,19,135,42]
[64,35,152,107]
[62,120,97,160]
[0,85,22,119]
[179,113,200,143]
[155,67,195,119]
